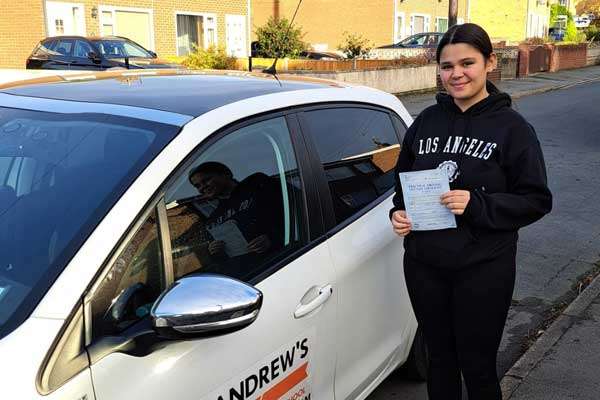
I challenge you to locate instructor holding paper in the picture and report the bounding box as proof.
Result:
[390,24,552,400]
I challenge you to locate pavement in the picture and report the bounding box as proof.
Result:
[397,65,600,117]
[501,272,600,400]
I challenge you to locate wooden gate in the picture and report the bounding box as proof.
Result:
[529,46,550,73]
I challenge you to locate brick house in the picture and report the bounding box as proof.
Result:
[251,0,553,53]
[0,0,251,68]
[251,0,468,52]
[470,0,551,43]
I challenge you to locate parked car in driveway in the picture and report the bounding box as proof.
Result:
[299,50,345,60]
[26,36,177,70]
[378,32,443,49]
[0,70,425,400]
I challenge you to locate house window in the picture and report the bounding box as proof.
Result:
[436,17,448,32]
[410,14,430,35]
[101,11,113,36]
[55,19,64,34]
[395,14,405,41]
[206,16,216,46]
[176,14,217,56]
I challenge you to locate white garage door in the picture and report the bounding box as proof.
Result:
[115,11,152,50]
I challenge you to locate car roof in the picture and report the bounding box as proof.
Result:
[43,35,129,41]
[0,69,345,120]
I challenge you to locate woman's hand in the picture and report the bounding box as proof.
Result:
[391,210,412,237]
[440,190,471,215]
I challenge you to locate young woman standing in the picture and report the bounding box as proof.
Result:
[390,23,552,399]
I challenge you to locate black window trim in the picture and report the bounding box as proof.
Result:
[295,102,408,236]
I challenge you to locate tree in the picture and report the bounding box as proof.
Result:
[338,32,372,59]
[254,17,306,58]
[576,0,600,15]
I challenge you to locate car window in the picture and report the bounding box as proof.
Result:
[32,41,54,56]
[303,107,401,224]
[164,116,306,282]
[89,210,164,341]
[399,34,427,46]
[390,114,407,143]
[92,40,151,58]
[73,40,95,58]
[122,41,151,57]
[0,108,180,340]
[53,39,74,56]
[426,35,439,46]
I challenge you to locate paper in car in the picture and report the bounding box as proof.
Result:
[207,220,249,257]
[399,168,457,231]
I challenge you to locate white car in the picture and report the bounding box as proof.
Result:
[0,70,425,400]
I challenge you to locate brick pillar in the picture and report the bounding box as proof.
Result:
[546,44,558,72]
[517,44,530,78]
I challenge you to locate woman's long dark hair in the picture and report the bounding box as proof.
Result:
[436,23,493,63]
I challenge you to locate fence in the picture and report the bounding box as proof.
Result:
[368,47,433,60]
[242,57,428,72]
[495,47,519,79]
[586,43,600,66]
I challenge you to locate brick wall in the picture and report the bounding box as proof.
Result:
[549,44,587,72]
[0,0,248,68]
[0,0,46,68]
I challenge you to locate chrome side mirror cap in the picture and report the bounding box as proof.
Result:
[150,274,263,338]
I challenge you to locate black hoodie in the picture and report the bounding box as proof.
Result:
[391,84,552,268]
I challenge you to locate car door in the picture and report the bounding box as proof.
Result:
[70,40,103,70]
[45,38,74,69]
[87,114,337,400]
[299,105,414,399]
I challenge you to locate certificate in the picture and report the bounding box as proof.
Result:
[399,169,457,231]
[207,220,249,257]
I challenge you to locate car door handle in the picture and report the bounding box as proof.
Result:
[294,284,333,319]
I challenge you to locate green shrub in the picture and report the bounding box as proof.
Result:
[338,32,372,59]
[522,37,547,45]
[550,4,580,42]
[181,45,237,70]
[254,17,306,58]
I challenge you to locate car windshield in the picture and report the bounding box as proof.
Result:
[91,39,152,58]
[398,34,428,46]
[0,107,180,339]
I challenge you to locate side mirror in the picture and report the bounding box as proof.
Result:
[88,51,101,62]
[148,50,157,58]
[151,274,263,339]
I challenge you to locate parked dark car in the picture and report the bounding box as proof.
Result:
[299,50,345,60]
[378,32,443,49]
[26,36,178,70]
